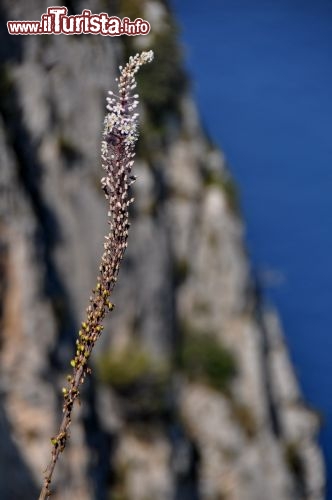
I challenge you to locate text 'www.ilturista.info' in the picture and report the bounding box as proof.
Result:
[7,7,151,36]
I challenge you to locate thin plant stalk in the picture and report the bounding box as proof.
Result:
[38,50,154,500]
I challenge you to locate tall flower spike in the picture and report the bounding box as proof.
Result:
[38,50,153,500]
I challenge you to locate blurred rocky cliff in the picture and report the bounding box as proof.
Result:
[0,0,325,499]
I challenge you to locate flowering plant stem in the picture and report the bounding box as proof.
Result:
[38,50,154,500]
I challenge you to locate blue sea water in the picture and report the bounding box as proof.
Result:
[172,0,332,496]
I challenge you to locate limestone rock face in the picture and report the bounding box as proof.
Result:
[0,1,324,499]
